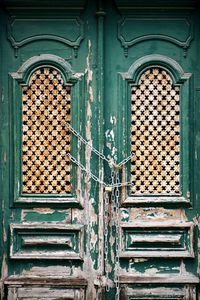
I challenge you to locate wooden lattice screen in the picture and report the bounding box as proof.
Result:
[131,68,180,195]
[22,67,71,194]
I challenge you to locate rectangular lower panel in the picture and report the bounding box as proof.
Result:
[119,222,194,258]
[8,287,85,300]
[10,224,83,259]
[120,285,196,300]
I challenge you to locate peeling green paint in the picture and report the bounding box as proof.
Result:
[0,0,200,299]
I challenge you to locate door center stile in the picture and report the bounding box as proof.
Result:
[66,121,133,298]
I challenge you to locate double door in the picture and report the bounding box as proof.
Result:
[0,0,200,299]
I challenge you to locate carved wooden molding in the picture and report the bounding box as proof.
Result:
[119,274,199,284]
[120,54,191,84]
[5,275,87,300]
[117,12,194,57]
[6,0,86,58]
[9,54,84,206]
[10,224,84,260]
[119,221,194,258]
[120,285,197,300]
[5,0,87,9]
[114,0,199,9]
[118,55,191,206]
[10,54,82,86]
[8,16,84,58]
[7,286,85,300]
[5,276,87,286]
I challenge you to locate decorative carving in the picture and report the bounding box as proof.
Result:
[119,222,194,258]
[8,16,84,57]
[114,0,198,9]
[5,0,87,8]
[118,15,193,57]
[10,224,84,259]
[121,54,191,83]
[119,55,191,205]
[10,54,84,205]
[11,54,81,84]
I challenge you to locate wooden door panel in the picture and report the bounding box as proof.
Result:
[5,277,87,300]
[0,0,199,299]
[119,222,194,258]
[1,1,97,299]
[105,0,199,297]
[120,285,197,300]
[7,287,85,300]
[10,224,83,260]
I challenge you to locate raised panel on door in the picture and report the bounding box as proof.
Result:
[1,1,104,299]
[0,0,200,299]
[103,0,200,298]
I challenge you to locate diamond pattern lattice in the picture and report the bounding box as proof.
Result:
[22,67,71,194]
[131,68,180,195]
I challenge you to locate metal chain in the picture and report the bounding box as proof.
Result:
[67,153,133,188]
[66,122,110,163]
[104,191,110,292]
[111,170,116,227]
[67,153,106,186]
[66,122,134,297]
[66,122,134,168]
[114,170,120,300]
[117,153,134,168]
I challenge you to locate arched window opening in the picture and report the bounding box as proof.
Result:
[22,67,71,194]
[131,67,180,195]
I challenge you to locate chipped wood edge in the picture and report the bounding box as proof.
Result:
[10,223,84,260]
[119,274,199,284]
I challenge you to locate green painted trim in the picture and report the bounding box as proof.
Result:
[118,55,191,206]
[7,16,85,50]
[96,0,106,276]
[10,54,79,85]
[9,55,85,207]
[114,0,199,9]
[121,54,191,84]
[117,15,194,53]
[4,0,87,9]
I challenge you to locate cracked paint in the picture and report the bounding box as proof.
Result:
[121,209,129,222]
[21,209,71,223]
[129,208,188,222]
[83,39,97,299]
[110,115,117,125]
[126,260,182,276]
[1,2,199,298]
[21,266,71,278]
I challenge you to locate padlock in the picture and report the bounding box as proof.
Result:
[105,186,112,192]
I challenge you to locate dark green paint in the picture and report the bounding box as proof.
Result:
[0,0,200,299]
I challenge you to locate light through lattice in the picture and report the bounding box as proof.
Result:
[22,67,71,194]
[131,68,180,195]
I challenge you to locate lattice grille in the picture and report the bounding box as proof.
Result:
[22,67,71,194]
[131,68,180,195]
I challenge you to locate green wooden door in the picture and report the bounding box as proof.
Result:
[0,0,200,299]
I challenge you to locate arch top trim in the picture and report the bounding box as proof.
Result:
[120,54,191,84]
[10,54,83,85]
